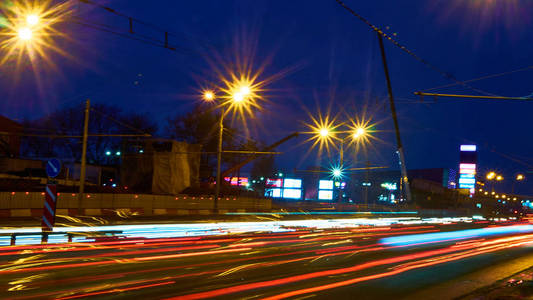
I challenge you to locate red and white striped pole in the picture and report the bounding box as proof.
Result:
[41,184,57,243]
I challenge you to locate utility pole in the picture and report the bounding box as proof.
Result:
[377,33,412,202]
[78,99,90,213]
[214,108,225,211]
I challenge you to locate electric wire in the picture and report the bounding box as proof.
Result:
[75,0,216,50]
[420,65,533,92]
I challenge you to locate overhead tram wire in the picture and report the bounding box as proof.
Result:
[419,65,533,92]
[75,0,216,52]
[333,0,498,97]
[77,0,180,37]
[413,92,533,101]
[70,19,198,56]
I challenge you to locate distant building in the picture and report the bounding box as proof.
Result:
[121,139,201,194]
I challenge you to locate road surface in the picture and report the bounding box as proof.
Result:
[0,217,532,299]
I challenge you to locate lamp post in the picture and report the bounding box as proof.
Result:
[486,171,499,193]
[310,122,371,204]
[332,127,367,203]
[203,85,252,211]
[512,174,525,194]
[214,106,225,211]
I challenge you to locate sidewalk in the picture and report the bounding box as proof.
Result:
[461,266,533,299]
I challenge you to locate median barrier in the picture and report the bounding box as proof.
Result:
[0,192,271,217]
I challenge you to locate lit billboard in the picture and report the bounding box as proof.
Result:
[265,178,302,200]
[458,145,477,190]
[318,180,334,200]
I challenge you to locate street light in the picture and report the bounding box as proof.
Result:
[513,173,525,194]
[352,127,366,139]
[203,90,215,101]
[486,172,496,180]
[202,82,256,210]
[496,175,503,181]
[16,13,39,42]
[0,1,72,67]
[17,28,33,41]
[26,14,39,26]
[303,114,376,203]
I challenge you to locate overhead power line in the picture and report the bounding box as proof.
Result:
[414,92,533,101]
[420,65,533,92]
[74,0,214,55]
[333,0,497,97]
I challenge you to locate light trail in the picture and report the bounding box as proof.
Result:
[2,219,532,300]
[169,233,533,300]
[380,224,533,246]
[262,236,533,300]
[0,217,479,246]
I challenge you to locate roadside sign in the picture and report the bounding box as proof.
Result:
[46,158,61,178]
[42,184,57,233]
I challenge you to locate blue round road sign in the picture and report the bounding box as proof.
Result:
[46,158,61,178]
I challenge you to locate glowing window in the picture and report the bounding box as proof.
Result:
[271,188,282,198]
[283,189,301,199]
[318,190,333,200]
[283,178,302,188]
[319,180,333,190]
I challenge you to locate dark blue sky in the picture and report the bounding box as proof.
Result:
[2,0,533,193]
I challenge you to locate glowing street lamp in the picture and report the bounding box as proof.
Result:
[496,175,503,181]
[203,90,215,101]
[16,13,40,42]
[26,14,39,26]
[352,127,366,139]
[486,172,496,180]
[231,84,251,103]
[17,27,33,41]
[319,128,330,138]
[1,1,72,67]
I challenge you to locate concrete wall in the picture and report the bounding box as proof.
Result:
[0,192,271,217]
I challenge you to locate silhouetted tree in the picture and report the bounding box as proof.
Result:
[21,103,157,165]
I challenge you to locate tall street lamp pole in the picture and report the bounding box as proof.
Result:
[204,85,252,212]
[336,128,366,203]
[79,99,90,214]
[512,174,524,194]
[214,107,226,210]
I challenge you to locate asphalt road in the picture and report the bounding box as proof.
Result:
[0,218,532,299]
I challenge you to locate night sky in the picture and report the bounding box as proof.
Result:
[2,0,533,194]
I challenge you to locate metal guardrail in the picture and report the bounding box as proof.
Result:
[0,230,123,245]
